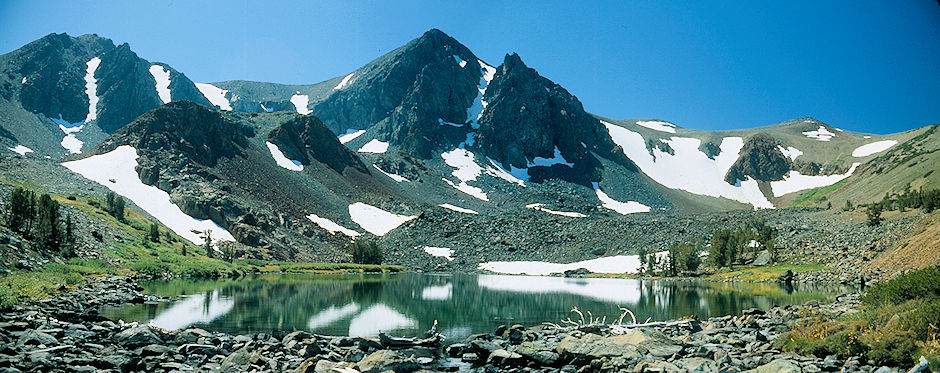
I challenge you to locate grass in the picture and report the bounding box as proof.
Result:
[703,264,829,282]
[775,265,940,368]
[0,185,407,308]
[792,179,849,207]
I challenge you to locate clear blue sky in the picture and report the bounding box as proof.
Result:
[2,1,939,134]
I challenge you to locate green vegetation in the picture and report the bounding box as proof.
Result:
[792,179,848,207]
[349,238,383,265]
[878,186,940,214]
[0,186,407,308]
[704,264,828,282]
[666,242,701,276]
[709,218,777,268]
[775,266,940,367]
[866,204,883,227]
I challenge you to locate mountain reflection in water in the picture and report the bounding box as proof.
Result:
[101,273,853,340]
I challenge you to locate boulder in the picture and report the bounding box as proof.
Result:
[357,349,420,373]
[113,325,162,348]
[753,250,772,266]
[675,357,719,373]
[754,359,801,373]
[556,333,643,362]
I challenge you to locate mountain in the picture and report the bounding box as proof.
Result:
[2,29,937,272]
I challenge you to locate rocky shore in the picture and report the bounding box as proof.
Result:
[0,276,913,372]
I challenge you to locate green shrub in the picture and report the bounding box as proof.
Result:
[349,239,383,265]
[863,328,918,367]
[863,266,940,306]
[131,260,170,277]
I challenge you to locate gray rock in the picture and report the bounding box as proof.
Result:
[357,349,420,373]
[113,325,162,348]
[555,333,643,361]
[753,250,772,266]
[676,357,719,373]
[16,330,57,347]
[754,359,801,373]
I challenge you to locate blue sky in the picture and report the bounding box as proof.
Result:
[1,1,938,134]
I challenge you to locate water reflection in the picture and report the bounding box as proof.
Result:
[101,273,853,339]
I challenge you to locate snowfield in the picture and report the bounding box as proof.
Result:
[465,61,497,129]
[290,94,311,115]
[333,73,354,90]
[422,246,454,260]
[338,129,366,144]
[8,145,33,155]
[195,83,232,111]
[852,140,897,157]
[593,183,651,215]
[603,121,773,209]
[530,147,574,167]
[635,120,677,134]
[84,57,101,123]
[148,65,172,104]
[438,204,478,214]
[348,202,416,236]
[802,126,837,141]
[51,117,84,154]
[477,275,641,304]
[358,139,389,153]
[778,146,803,161]
[441,148,489,200]
[149,290,233,330]
[526,203,586,218]
[306,213,360,238]
[453,55,467,68]
[770,163,860,197]
[372,164,409,182]
[478,254,655,276]
[61,145,235,244]
[265,141,303,171]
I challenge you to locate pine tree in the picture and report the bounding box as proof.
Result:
[867,204,883,227]
[105,192,125,221]
[149,222,159,242]
[35,194,60,251]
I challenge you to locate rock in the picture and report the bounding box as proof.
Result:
[753,250,772,266]
[357,350,420,373]
[676,357,719,373]
[618,329,683,357]
[461,352,480,363]
[16,330,57,347]
[307,359,357,373]
[634,361,682,372]
[508,324,526,344]
[140,344,172,356]
[779,270,794,284]
[221,347,262,370]
[563,268,592,277]
[754,359,801,373]
[113,325,162,348]
[487,349,523,366]
[556,333,643,362]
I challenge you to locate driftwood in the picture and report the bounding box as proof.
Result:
[545,307,692,335]
[378,319,444,347]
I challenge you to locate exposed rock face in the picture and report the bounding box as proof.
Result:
[2,33,111,123]
[313,29,480,140]
[268,115,368,174]
[725,133,791,184]
[476,53,631,177]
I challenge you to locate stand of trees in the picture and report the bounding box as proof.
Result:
[709,218,777,268]
[350,239,383,265]
[2,187,75,256]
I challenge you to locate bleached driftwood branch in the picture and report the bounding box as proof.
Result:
[545,306,691,335]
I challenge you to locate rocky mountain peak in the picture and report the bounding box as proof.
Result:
[267,115,368,174]
[724,133,791,184]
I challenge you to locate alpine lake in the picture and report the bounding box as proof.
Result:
[101,273,854,343]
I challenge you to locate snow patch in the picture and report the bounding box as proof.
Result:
[526,203,586,218]
[453,55,467,68]
[308,303,360,330]
[306,213,360,238]
[464,61,497,129]
[603,121,773,209]
[441,148,488,200]
[21,77,26,84]
[339,129,366,144]
[593,183,651,215]
[442,178,488,201]
[290,94,311,115]
[479,254,664,276]
[778,146,803,161]
[260,103,273,112]
[8,145,33,155]
[265,141,303,171]
[438,204,478,214]
[852,140,897,157]
[438,118,464,127]
[636,120,677,134]
[84,57,101,123]
[333,73,354,90]
[348,202,416,236]
[358,139,389,153]
[770,163,860,197]
[348,304,416,337]
[52,116,84,154]
[484,159,527,187]
[62,146,235,244]
[148,65,171,104]
[373,164,409,182]
[530,147,574,168]
[423,246,454,261]
[194,83,232,111]
[863,136,872,139]
[803,126,837,141]
[148,290,233,330]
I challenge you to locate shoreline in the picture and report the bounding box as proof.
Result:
[0,275,913,372]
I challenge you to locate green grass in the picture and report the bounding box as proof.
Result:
[0,258,116,308]
[276,262,403,273]
[703,264,829,282]
[793,179,849,207]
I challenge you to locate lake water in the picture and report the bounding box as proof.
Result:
[101,273,853,342]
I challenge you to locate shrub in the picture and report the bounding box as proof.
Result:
[863,266,940,306]
[131,260,170,277]
[350,239,383,265]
